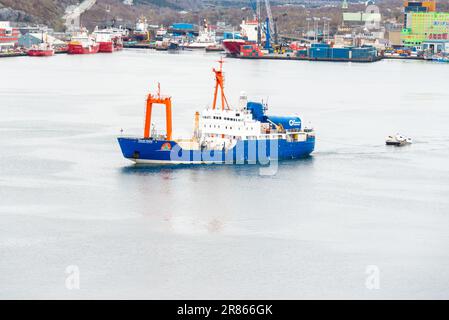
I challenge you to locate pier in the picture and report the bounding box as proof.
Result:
[232,54,384,63]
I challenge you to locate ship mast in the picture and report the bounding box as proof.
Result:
[212,58,231,111]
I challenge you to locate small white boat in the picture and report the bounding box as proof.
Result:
[386,134,413,146]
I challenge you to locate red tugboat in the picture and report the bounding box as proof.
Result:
[27,43,55,57]
[68,31,100,54]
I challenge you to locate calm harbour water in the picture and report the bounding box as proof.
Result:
[1,50,449,299]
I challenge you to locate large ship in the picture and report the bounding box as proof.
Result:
[93,28,123,53]
[133,17,149,41]
[117,60,315,165]
[68,31,100,54]
[223,19,260,56]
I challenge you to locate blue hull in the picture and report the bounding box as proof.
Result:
[118,137,315,164]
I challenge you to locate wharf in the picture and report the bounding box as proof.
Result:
[382,55,424,60]
[0,52,27,58]
[124,43,155,49]
[232,54,383,63]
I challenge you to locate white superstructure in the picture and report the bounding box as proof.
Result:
[199,93,262,140]
[185,20,217,49]
[93,28,113,42]
[240,19,259,42]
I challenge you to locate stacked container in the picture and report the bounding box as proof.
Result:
[296,49,308,58]
[240,44,263,57]
[351,46,377,61]
[329,48,350,60]
[307,43,377,61]
[309,43,331,59]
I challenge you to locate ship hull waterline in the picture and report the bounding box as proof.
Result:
[27,49,55,57]
[118,137,315,165]
[68,44,100,55]
[223,39,254,55]
[98,42,124,53]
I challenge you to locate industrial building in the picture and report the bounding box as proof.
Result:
[401,0,449,47]
[18,33,66,49]
[0,21,20,51]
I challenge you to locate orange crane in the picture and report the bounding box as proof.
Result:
[143,83,172,140]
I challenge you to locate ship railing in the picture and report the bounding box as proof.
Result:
[118,135,166,141]
[257,133,286,140]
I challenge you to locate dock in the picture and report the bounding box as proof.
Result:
[123,43,155,50]
[232,54,384,63]
[382,55,424,61]
[0,52,27,58]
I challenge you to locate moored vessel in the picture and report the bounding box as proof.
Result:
[155,26,168,41]
[223,19,259,56]
[68,31,100,54]
[117,60,315,165]
[206,44,225,52]
[133,17,149,41]
[27,43,55,57]
[183,19,217,49]
[93,28,123,53]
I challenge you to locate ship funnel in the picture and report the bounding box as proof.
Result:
[239,91,248,110]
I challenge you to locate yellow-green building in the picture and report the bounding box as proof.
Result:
[402,12,449,47]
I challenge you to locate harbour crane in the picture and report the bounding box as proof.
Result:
[249,0,281,49]
[264,0,275,39]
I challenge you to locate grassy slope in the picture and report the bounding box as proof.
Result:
[0,0,79,29]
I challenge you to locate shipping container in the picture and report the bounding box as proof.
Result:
[311,43,330,48]
[329,48,350,59]
[309,47,330,59]
[351,47,377,60]
[241,44,263,57]
[296,49,308,57]
[171,23,194,30]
